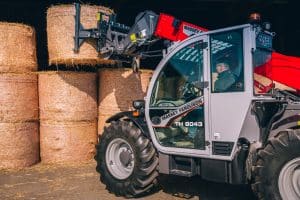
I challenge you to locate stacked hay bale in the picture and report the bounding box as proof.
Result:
[0,23,39,169]
[47,4,114,66]
[42,4,115,163]
[38,72,98,163]
[39,4,114,163]
[46,5,153,155]
[98,68,153,134]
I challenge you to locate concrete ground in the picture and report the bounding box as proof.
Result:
[0,161,256,200]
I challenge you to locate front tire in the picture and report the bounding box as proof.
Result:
[95,120,159,197]
[252,129,300,200]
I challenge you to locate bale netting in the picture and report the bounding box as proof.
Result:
[40,121,97,163]
[98,68,153,134]
[0,122,39,169]
[47,4,115,66]
[38,71,97,121]
[0,22,37,72]
[0,73,38,122]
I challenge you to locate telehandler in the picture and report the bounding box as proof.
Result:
[74,4,300,199]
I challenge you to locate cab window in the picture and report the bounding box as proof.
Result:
[149,41,206,150]
[253,49,272,95]
[150,42,203,107]
[210,30,244,93]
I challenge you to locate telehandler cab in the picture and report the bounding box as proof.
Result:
[74,4,300,199]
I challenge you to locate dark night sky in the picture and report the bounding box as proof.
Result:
[0,0,298,69]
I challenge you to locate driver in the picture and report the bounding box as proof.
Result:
[179,63,203,100]
[214,62,237,92]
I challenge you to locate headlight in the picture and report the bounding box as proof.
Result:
[133,100,145,110]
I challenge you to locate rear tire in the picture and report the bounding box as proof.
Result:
[95,120,159,197]
[252,129,300,200]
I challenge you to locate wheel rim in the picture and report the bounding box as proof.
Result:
[278,157,300,199]
[105,138,135,180]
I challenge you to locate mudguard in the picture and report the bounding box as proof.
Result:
[106,111,151,138]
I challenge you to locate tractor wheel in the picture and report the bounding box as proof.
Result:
[95,120,159,198]
[252,129,300,200]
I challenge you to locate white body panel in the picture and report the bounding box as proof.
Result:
[145,24,270,161]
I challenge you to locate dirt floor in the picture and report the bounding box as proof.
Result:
[0,161,257,200]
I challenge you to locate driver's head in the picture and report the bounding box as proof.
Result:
[216,62,229,74]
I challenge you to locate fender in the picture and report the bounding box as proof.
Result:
[269,106,300,138]
[251,101,286,145]
[106,111,151,138]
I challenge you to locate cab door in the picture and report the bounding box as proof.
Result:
[145,36,210,156]
[208,27,254,154]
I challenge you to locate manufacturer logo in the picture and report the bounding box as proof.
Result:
[153,96,204,127]
[183,25,203,36]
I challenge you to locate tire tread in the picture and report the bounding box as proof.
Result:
[251,129,300,200]
[95,120,158,198]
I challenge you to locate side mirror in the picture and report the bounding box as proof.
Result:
[133,100,145,110]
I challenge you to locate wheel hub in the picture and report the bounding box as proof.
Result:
[120,149,132,166]
[105,138,135,180]
[278,157,300,199]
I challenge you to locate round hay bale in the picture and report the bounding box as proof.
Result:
[0,73,38,122]
[98,113,113,135]
[0,22,37,72]
[0,122,39,169]
[40,121,97,163]
[98,68,153,134]
[39,71,98,121]
[47,4,115,66]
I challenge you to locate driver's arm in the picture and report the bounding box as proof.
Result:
[214,74,236,92]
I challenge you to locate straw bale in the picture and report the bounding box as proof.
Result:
[40,121,97,163]
[0,22,37,72]
[0,122,39,169]
[0,73,38,122]
[47,4,115,66]
[38,71,97,121]
[98,113,115,135]
[98,68,153,133]
[98,68,153,113]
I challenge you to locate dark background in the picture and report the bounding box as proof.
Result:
[0,0,298,69]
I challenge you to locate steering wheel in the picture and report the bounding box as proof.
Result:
[181,82,199,100]
[157,100,177,107]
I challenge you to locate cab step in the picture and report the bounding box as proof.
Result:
[169,156,198,177]
[170,169,193,177]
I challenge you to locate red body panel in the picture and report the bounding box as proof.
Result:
[255,52,300,90]
[154,13,208,41]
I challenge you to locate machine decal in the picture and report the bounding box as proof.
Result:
[174,121,203,127]
[152,96,204,127]
[183,25,203,36]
